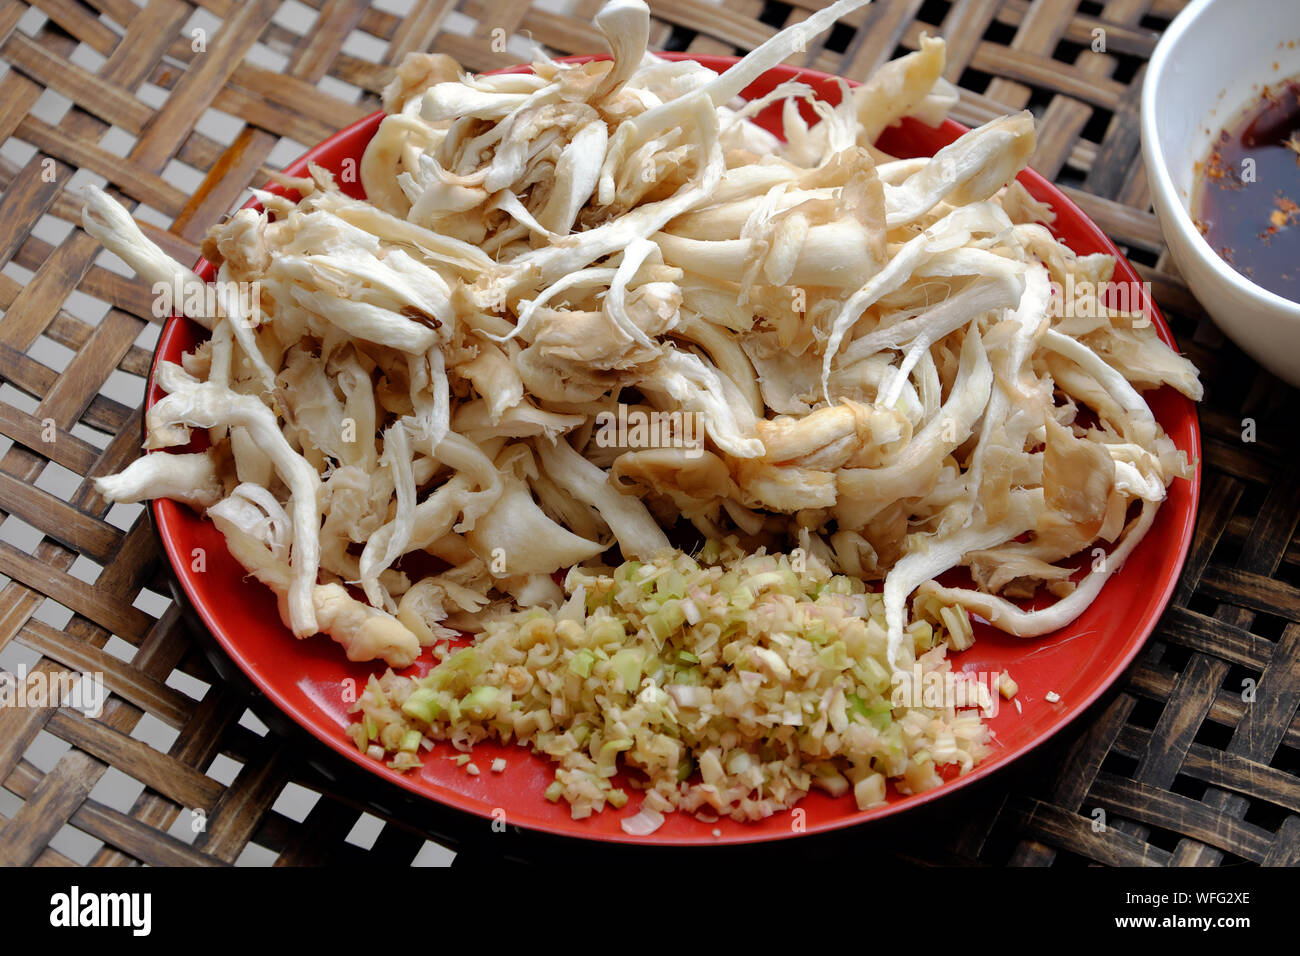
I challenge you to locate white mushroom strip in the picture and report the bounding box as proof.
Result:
[393,471,476,555]
[535,436,670,560]
[92,452,225,511]
[840,270,1025,403]
[655,220,882,290]
[883,112,1036,226]
[627,0,872,145]
[821,201,1011,399]
[84,186,277,393]
[644,349,765,459]
[883,489,1043,668]
[294,247,453,328]
[839,294,977,373]
[535,119,609,235]
[530,466,610,543]
[332,348,379,471]
[209,506,418,667]
[850,34,948,144]
[207,319,234,389]
[671,314,763,417]
[1041,328,1159,445]
[664,183,835,241]
[834,320,992,529]
[964,263,1052,507]
[216,270,279,394]
[289,288,438,354]
[317,465,376,576]
[512,93,726,290]
[395,576,472,646]
[490,266,617,344]
[310,583,420,668]
[610,447,737,513]
[275,345,352,465]
[917,500,1158,637]
[358,422,417,609]
[604,238,668,348]
[452,399,585,442]
[457,339,522,422]
[464,470,607,574]
[82,186,214,332]
[407,346,450,453]
[430,432,504,533]
[592,0,651,99]
[209,483,293,558]
[145,377,321,636]
[421,85,537,123]
[308,190,495,275]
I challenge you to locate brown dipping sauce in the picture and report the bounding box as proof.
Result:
[1193,78,1300,302]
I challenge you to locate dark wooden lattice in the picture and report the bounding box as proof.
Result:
[0,0,1295,867]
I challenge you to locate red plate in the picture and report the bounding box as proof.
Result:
[147,55,1200,846]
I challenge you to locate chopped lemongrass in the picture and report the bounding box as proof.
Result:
[461,685,499,718]
[401,687,443,723]
[568,648,597,678]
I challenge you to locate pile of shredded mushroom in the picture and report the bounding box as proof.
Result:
[89,0,1200,688]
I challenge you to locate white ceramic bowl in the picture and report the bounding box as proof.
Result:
[1141,0,1300,384]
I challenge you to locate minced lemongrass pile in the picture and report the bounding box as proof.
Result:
[350,540,992,828]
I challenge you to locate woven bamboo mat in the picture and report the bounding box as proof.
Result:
[0,0,1296,868]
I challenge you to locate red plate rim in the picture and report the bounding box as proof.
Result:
[146,53,1201,846]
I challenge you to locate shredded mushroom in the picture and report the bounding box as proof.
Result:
[87,0,1199,814]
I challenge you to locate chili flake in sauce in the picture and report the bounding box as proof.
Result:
[1193,78,1300,301]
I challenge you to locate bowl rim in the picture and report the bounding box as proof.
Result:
[1140,0,1300,319]
[148,52,1202,846]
